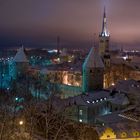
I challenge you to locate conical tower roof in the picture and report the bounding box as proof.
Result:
[83,47,104,68]
[13,46,28,63]
[100,7,109,37]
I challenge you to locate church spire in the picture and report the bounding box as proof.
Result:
[101,7,109,37]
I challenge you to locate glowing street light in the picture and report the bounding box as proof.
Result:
[19,120,24,126]
[111,82,115,86]
[15,97,19,101]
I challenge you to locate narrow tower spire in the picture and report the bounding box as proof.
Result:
[101,6,109,37]
[99,7,110,56]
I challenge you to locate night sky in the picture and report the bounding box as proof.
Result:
[0,0,140,50]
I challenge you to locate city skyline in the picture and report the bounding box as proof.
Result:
[0,0,140,50]
[0,1,140,139]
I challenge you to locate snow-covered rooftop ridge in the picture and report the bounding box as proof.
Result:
[108,79,140,93]
[14,46,28,63]
[108,93,130,106]
[83,47,104,68]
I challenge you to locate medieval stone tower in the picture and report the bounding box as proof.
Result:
[9,46,29,79]
[82,47,104,93]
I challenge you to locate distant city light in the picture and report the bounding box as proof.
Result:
[48,49,58,53]
[15,97,19,101]
[122,56,128,60]
[86,101,90,104]
[79,119,82,122]
[7,88,9,90]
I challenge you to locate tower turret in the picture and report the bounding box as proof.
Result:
[12,46,29,78]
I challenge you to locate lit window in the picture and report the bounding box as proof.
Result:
[92,101,95,104]
[96,100,99,103]
[79,119,82,122]
[104,98,107,100]
[100,99,103,101]
[15,97,19,101]
[79,110,83,115]
[86,101,90,104]
[111,83,115,86]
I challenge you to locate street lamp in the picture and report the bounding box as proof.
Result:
[19,120,24,126]
[19,120,25,133]
[111,82,115,86]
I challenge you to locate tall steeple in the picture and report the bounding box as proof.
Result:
[100,7,109,37]
[99,7,110,56]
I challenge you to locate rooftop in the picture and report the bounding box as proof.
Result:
[13,46,28,63]
[83,47,104,68]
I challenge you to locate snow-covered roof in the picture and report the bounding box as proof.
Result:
[108,80,140,105]
[51,89,130,111]
[96,113,140,138]
[131,56,140,63]
[62,90,110,107]
[50,90,111,111]
[83,47,104,68]
[111,57,125,64]
[126,62,140,70]
[13,46,28,63]
[96,112,132,124]
[111,57,140,71]
[109,79,140,94]
[108,93,130,106]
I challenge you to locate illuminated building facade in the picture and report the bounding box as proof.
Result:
[104,60,140,88]
[39,46,105,98]
[40,68,82,87]
[96,125,140,140]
